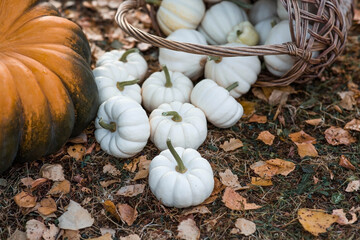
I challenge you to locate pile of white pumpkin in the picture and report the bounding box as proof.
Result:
[92,0,297,209]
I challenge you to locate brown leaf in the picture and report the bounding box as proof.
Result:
[268,89,290,105]
[42,224,59,240]
[202,195,218,205]
[339,155,355,170]
[345,180,360,192]
[211,177,225,196]
[219,169,242,189]
[123,157,141,172]
[67,144,86,161]
[183,206,211,216]
[266,159,296,176]
[30,178,48,191]
[296,142,319,158]
[8,229,26,240]
[103,163,121,176]
[344,119,360,132]
[116,184,145,197]
[338,91,356,110]
[222,187,262,211]
[305,118,323,126]
[38,198,57,216]
[251,177,273,186]
[298,208,338,236]
[219,138,243,152]
[177,218,200,240]
[85,143,96,155]
[88,233,112,240]
[257,131,275,145]
[252,88,268,102]
[324,126,356,145]
[62,230,80,240]
[120,234,141,240]
[289,130,316,144]
[47,180,71,196]
[234,218,256,236]
[250,159,295,179]
[100,180,120,188]
[103,200,121,221]
[68,132,88,144]
[21,177,34,187]
[332,209,357,225]
[238,101,256,117]
[14,191,37,208]
[117,204,138,226]
[132,157,151,181]
[26,219,46,240]
[248,114,267,123]
[40,164,65,181]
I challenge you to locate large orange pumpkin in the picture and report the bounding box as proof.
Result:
[0,0,98,173]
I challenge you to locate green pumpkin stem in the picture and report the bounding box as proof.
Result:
[119,48,139,62]
[166,139,187,174]
[98,118,116,133]
[226,82,239,92]
[116,79,139,91]
[162,65,172,88]
[208,56,222,63]
[162,111,182,122]
[145,0,162,6]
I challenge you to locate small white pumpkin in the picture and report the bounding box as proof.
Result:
[255,17,280,45]
[159,29,207,80]
[205,43,261,98]
[276,0,288,20]
[149,101,207,151]
[198,1,248,45]
[264,20,295,77]
[142,66,194,112]
[96,48,148,82]
[149,139,214,208]
[155,0,205,36]
[226,21,260,46]
[190,80,243,128]
[249,0,277,25]
[95,96,150,158]
[93,63,141,104]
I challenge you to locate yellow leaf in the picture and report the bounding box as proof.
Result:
[103,200,121,221]
[298,208,338,236]
[238,101,256,117]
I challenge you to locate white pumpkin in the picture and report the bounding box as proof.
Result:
[255,17,280,45]
[149,101,207,151]
[159,29,208,80]
[96,48,148,82]
[249,0,277,25]
[156,0,205,36]
[198,1,248,45]
[142,66,193,112]
[93,62,141,104]
[205,43,261,98]
[276,0,289,20]
[149,139,214,208]
[226,21,260,46]
[190,80,243,128]
[95,96,150,158]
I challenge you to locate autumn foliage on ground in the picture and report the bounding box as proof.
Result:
[1,1,360,239]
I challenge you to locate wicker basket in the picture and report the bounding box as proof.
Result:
[115,0,354,86]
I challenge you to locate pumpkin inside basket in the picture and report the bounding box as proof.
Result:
[115,0,354,87]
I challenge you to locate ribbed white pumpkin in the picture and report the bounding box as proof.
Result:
[149,102,207,151]
[93,62,141,104]
[149,139,214,208]
[142,66,193,112]
[156,0,205,36]
[191,80,243,128]
[226,21,260,46]
[264,20,295,77]
[198,1,248,45]
[249,0,277,25]
[255,17,280,45]
[159,29,207,80]
[95,96,150,158]
[96,49,148,82]
[205,43,261,98]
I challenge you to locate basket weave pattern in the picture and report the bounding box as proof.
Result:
[115,0,354,86]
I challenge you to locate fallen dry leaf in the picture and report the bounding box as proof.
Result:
[234,218,256,236]
[183,206,211,216]
[266,159,296,176]
[123,157,141,172]
[219,138,243,152]
[58,200,94,230]
[30,178,48,190]
[257,131,275,145]
[251,177,273,186]
[100,179,120,188]
[345,180,360,192]
[177,218,200,240]
[339,155,356,170]
[103,200,121,221]
[248,114,267,123]
[67,144,86,161]
[296,142,319,158]
[117,204,138,226]
[332,209,357,225]
[88,233,112,240]
[238,101,256,117]
[268,89,291,106]
[14,191,37,208]
[8,229,26,240]
[103,163,121,176]
[289,130,316,144]
[68,132,88,144]
[116,184,145,197]
[219,169,242,189]
[21,177,34,187]
[62,230,80,240]
[132,157,151,181]
[325,126,356,145]
[100,228,116,237]
[250,159,295,179]
[26,219,46,240]
[344,119,360,132]
[298,208,338,236]
[40,164,65,181]
[222,187,262,211]
[120,234,141,240]
[338,91,356,110]
[42,224,59,240]
[305,118,323,126]
[47,180,71,196]
[38,198,57,216]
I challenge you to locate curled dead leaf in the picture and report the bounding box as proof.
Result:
[248,114,267,123]
[222,187,262,211]
[103,163,121,176]
[305,118,323,126]
[295,142,318,158]
[38,198,57,216]
[103,200,121,221]
[220,138,243,152]
[298,208,338,236]
[14,191,37,208]
[117,204,138,226]
[289,130,316,144]
[344,119,360,132]
[238,101,256,117]
[325,126,356,145]
[345,180,360,192]
[67,144,86,161]
[251,177,273,186]
[116,184,145,197]
[47,180,71,196]
[177,218,200,240]
[40,164,65,181]
[332,209,357,225]
[257,131,275,145]
[339,155,356,170]
[219,169,242,189]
